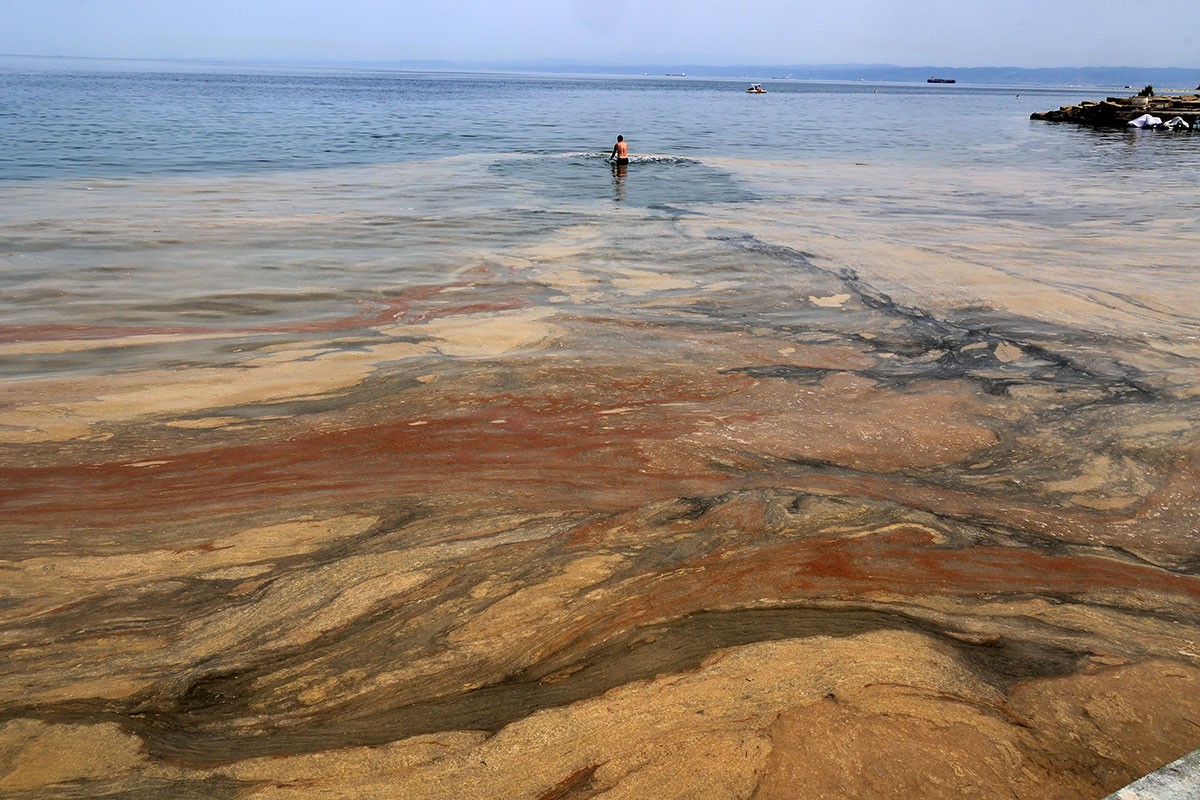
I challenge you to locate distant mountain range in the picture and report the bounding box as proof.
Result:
[342,60,1200,90]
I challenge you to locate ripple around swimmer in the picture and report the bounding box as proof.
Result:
[486,153,757,209]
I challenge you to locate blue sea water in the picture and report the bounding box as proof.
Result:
[1,56,1197,368]
[2,56,1195,183]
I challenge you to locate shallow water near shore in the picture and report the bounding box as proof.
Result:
[1,62,1199,798]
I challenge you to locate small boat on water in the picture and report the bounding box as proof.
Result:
[746,83,766,94]
[927,77,956,84]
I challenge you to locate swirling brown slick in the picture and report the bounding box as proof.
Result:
[2,183,1199,799]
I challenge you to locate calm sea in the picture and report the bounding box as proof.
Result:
[6,59,1200,798]
[1,57,1192,179]
[1,57,1197,375]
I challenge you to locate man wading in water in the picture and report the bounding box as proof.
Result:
[610,135,629,165]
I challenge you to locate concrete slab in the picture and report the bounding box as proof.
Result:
[1104,749,1200,800]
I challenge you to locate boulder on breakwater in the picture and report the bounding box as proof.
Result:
[1032,93,1200,128]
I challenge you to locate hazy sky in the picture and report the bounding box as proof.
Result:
[1,0,1197,68]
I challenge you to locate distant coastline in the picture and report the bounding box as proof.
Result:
[2,52,1197,90]
[376,61,1198,89]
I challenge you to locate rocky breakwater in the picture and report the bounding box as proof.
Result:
[1032,93,1200,127]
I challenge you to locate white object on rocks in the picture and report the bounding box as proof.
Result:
[1128,113,1164,128]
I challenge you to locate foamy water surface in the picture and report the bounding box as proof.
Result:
[2,60,1199,799]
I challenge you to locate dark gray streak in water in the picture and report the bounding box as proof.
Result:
[724,236,1156,403]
